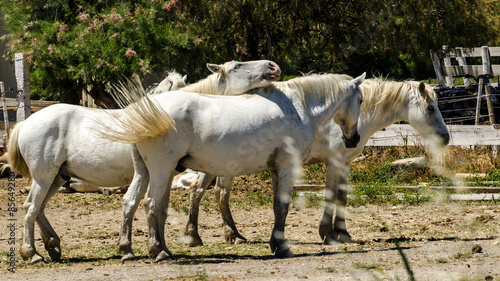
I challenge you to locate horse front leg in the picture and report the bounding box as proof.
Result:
[184,173,214,247]
[269,169,295,258]
[215,177,246,244]
[319,161,353,244]
[118,145,149,262]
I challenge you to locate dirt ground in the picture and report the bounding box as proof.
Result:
[1,177,499,281]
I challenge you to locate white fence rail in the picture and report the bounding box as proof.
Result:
[367,124,500,146]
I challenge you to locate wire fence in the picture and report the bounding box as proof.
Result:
[436,85,500,125]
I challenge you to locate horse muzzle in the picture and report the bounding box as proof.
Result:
[264,62,281,81]
[342,132,360,148]
[440,132,450,146]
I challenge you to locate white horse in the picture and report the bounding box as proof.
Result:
[146,71,188,95]
[103,72,366,262]
[61,71,188,194]
[182,78,450,247]
[0,132,6,156]
[7,59,281,264]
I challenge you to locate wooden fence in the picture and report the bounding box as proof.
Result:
[431,46,500,88]
[366,124,500,146]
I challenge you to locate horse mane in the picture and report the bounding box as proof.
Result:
[273,73,354,107]
[179,73,224,95]
[360,78,436,120]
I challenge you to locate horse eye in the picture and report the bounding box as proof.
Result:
[234,64,242,70]
[428,105,435,112]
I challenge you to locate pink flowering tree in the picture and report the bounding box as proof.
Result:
[0,0,193,107]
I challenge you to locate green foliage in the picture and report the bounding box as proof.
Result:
[1,0,194,104]
[1,0,497,105]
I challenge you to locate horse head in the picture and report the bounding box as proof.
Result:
[406,82,450,148]
[334,73,366,148]
[165,71,188,91]
[206,60,281,95]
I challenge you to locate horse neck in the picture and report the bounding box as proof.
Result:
[274,77,344,129]
[180,74,224,95]
[357,82,411,139]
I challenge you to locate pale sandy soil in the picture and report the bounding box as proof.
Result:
[1,178,499,281]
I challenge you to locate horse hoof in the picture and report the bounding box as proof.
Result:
[47,248,61,261]
[234,237,247,245]
[275,247,294,259]
[324,236,341,245]
[335,230,354,243]
[324,231,354,244]
[121,253,137,264]
[186,235,203,247]
[154,250,172,263]
[31,254,45,264]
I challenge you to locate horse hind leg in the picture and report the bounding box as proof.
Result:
[319,163,353,244]
[145,172,175,263]
[214,177,246,244]
[20,178,55,263]
[118,145,149,263]
[184,172,214,247]
[36,175,66,261]
[270,169,295,259]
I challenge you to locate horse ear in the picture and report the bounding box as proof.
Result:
[418,82,426,96]
[207,63,222,74]
[352,72,366,86]
[182,75,188,83]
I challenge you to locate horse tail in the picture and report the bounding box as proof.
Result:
[98,78,176,144]
[7,122,31,179]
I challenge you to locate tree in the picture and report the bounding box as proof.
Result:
[1,0,194,107]
[1,0,497,106]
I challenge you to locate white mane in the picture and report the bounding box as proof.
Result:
[273,73,354,107]
[180,73,224,95]
[360,78,436,120]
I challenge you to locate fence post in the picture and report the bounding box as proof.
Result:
[480,46,498,157]
[443,46,454,87]
[485,85,496,125]
[0,82,9,139]
[475,78,484,125]
[15,52,31,122]
[431,51,446,88]
[481,46,491,75]
[456,48,471,86]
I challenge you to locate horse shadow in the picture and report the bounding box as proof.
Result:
[42,236,497,266]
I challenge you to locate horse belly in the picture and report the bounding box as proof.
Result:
[184,143,276,177]
[66,161,134,187]
[66,133,134,187]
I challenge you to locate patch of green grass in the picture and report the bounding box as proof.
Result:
[318,265,337,273]
[452,252,472,259]
[247,190,273,206]
[349,182,395,206]
[303,192,323,208]
[255,170,272,180]
[301,164,326,184]
[349,182,437,206]
[351,261,381,270]
[435,257,448,263]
